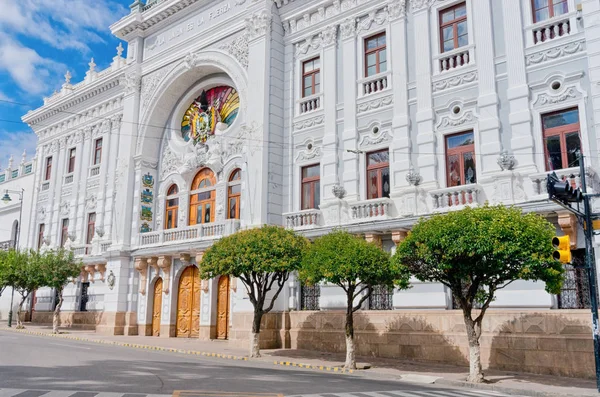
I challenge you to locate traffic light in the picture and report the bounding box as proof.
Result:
[552,235,572,264]
[547,172,583,204]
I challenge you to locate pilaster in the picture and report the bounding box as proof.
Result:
[321,24,339,202]
[76,129,93,244]
[50,137,67,245]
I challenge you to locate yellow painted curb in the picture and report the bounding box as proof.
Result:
[272,360,354,374]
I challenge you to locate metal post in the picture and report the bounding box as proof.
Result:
[7,289,14,327]
[579,154,600,392]
[6,189,23,328]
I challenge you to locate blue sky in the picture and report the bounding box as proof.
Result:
[0,0,132,167]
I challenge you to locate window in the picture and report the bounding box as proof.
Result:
[0,175,5,183]
[301,164,320,210]
[189,168,216,225]
[93,138,103,165]
[165,185,179,229]
[440,3,468,53]
[11,170,18,178]
[24,164,32,174]
[446,131,476,187]
[367,150,390,199]
[45,157,53,181]
[302,58,321,98]
[37,224,45,250]
[60,219,69,248]
[86,213,96,245]
[67,148,76,174]
[365,33,387,77]
[533,0,568,23]
[228,169,242,220]
[543,108,581,171]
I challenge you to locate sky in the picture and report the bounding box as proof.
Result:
[0,0,133,167]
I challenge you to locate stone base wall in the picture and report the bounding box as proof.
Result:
[31,311,138,335]
[287,310,594,379]
[229,312,285,349]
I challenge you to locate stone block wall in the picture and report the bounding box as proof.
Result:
[229,312,285,350]
[286,310,594,379]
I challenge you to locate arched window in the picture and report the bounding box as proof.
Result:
[165,184,179,230]
[227,169,242,220]
[190,168,216,225]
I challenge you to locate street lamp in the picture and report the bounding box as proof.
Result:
[2,188,24,328]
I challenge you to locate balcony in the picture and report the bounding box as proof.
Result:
[89,165,100,178]
[530,167,598,197]
[434,45,474,74]
[526,13,575,47]
[64,174,74,185]
[298,93,322,115]
[41,182,50,192]
[72,240,112,258]
[284,209,322,230]
[350,198,393,222]
[430,184,483,211]
[139,219,241,248]
[358,71,390,97]
[0,240,14,251]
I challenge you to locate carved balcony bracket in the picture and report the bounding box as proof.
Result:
[95,263,107,282]
[391,231,409,246]
[180,253,191,264]
[149,256,159,272]
[365,234,383,248]
[80,266,89,283]
[86,264,96,283]
[558,212,578,249]
[134,257,149,295]
[157,255,172,294]
[195,252,204,264]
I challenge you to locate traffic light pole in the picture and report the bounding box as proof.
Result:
[579,154,600,392]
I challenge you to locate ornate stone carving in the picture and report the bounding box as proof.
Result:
[388,0,408,20]
[357,95,393,113]
[436,110,476,129]
[497,150,516,171]
[141,67,170,111]
[157,256,172,294]
[183,52,200,70]
[332,184,346,199]
[359,130,392,147]
[526,40,585,66]
[60,201,70,216]
[410,0,433,11]
[406,166,422,186]
[537,87,578,106]
[293,115,324,131]
[120,72,141,95]
[160,146,183,181]
[558,212,578,249]
[357,9,390,34]
[86,194,97,210]
[220,34,249,69]
[135,258,149,295]
[179,137,225,176]
[295,146,322,162]
[339,18,356,40]
[433,71,478,92]
[321,25,338,47]
[245,10,271,41]
[37,206,47,221]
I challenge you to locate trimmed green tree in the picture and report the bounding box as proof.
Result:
[299,230,410,370]
[11,249,45,328]
[392,205,564,383]
[0,249,9,297]
[199,225,308,358]
[41,249,81,333]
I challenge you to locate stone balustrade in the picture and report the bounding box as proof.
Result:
[359,71,390,96]
[436,46,473,73]
[350,198,393,221]
[298,93,322,114]
[0,240,14,251]
[41,182,50,192]
[139,219,241,247]
[89,165,100,177]
[284,209,322,230]
[531,16,571,45]
[430,184,482,210]
[530,167,597,196]
[64,174,74,185]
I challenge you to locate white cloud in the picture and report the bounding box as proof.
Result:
[0,130,38,168]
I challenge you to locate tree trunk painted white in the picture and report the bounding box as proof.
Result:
[16,294,28,329]
[344,298,356,370]
[53,288,64,334]
[250,310,264,358]
[463,313,484,383]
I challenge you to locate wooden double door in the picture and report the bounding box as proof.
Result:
[176,266,201,338]
[151,278,163,336]
[216,276,230,339]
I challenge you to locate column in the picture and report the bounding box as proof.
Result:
[69,131,85,243]
[389,4,411,193]
[502,0,536,172]
[27,147,45,248]
[412,5,437,186]
[340,18,360,201]
[97,256,136,335]
[96,120,114,236]
[104,115,122,241]
[320,24,339,202]
[76,129,93,244]
[49,138,67,246]
[473,0,502,175]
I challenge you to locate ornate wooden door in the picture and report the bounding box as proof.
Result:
[176,266,200,338]
[152,278,163,336]
[216,276,230,339]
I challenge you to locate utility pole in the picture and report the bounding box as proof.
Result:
[2,188,24,328]
[548,154,600,391]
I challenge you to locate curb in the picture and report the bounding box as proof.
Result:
[272,360,354,374]
[435,378,597,397]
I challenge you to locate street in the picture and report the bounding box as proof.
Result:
[0,330,514,397]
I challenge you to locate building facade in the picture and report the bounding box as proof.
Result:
[0,0,599,363]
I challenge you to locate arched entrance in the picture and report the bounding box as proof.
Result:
[216,276,230,339]
[152,278,163,337]
[176,266,200,338]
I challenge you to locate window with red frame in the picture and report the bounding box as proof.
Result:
[45,157,53,181]
[86,213,96,245]
[302,58,321,98]
[301,164,320,210]
[67,148,76,174]
[440,3,468,53]
[165,185,179,229]
[543,108,581,171]
[365,33,387,77]
[445,131,476,187]
[93,138,103,165]
[37,224,45,250]
[532,0,568,23]
[228,169,242,219]
[367,150,390,199]
[60,218,69,248]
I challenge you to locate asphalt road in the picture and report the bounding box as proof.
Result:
[0,330,512,397]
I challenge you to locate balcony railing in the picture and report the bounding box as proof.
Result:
[358,71,390,97]
[64,174,74,185]
[435,45,474,74]
[284,209,322,230]
[89,165,100,177]
[530,167,596,196]
[351,198,393,221]
[139,219,241,247]
[430,184,483,210]
[298,93,322,115]
[0,240,14,251]
[73,245,90,257]
[526,13,574,47]
[41,182,50,191]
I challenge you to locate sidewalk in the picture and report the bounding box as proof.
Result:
[1,322,598,397]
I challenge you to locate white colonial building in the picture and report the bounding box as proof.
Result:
[0,0,599,349]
